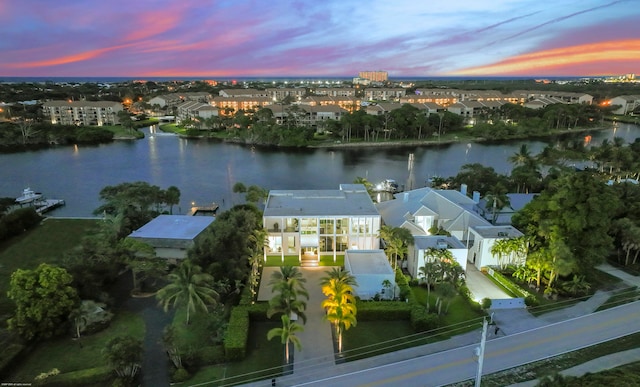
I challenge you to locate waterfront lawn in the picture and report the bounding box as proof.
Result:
[0,218,100,315]
[187,321,283,386]
[8,310,144,381]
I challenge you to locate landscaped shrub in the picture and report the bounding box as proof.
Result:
[525,295,539,307]
[481,298,492,310]
[395,269,412,300]
[197,345,225,366]
[356,300,412,321]
[171,367,191,383]
[34,366,113,387]
[410,304,441,332]
[0,207,42,241]
[224,307,250,361]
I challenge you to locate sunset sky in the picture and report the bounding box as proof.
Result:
[1,0,638,78]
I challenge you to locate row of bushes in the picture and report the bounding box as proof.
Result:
[0,207,42,242]
[223,302,270,361]
[484,267,533,299]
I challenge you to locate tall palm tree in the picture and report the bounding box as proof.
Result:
[320,267,357,287]
[267,266,309,324]
[267,314,303,364]
[156,260,219,324]
[321,279,357,353]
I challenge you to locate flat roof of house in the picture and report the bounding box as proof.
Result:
[128,215,215,240]
[264,184,379,217]
[345,250,394,275]
[414,235,466,250]
[469,225,523,239]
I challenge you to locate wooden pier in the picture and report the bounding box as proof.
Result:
[35,199,65,214]
[189,203,219,216]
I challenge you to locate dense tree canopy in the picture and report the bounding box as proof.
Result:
[7,263,80,340]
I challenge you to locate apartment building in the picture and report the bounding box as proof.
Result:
[609,95,640,115]
[266,87,306,101]
[42,100,123,126]
[175,101,218,123]
[313,87,357,97]
[364,87,406,101]
[358,71,388,82]
[211,96,272,115]
[218,89,269,98]
[149,92,211,108]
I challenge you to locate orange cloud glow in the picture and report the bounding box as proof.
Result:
[8,44,134,68]
[449,39,640,76]
[125,10,182,42]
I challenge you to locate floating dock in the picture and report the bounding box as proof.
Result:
[35,199,65,214]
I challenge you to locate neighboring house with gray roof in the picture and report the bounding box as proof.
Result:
[376,187,526,277]
[263,184,381,266]
[128,215,215,262]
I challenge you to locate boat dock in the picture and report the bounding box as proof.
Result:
[34,199,65,214]
[189,203,219,216]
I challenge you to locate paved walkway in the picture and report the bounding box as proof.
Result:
[465,264,511,301]
[257,267,336,377]
[597,262,640,287]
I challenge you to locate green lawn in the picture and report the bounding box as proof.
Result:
[342,286,485,362]
[264,255,300,266]
[0,218,100,315]
[187,321,284,386]
[8,310,144,381]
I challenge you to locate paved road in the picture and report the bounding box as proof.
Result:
[285,301,640,387]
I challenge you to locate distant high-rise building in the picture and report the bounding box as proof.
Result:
[358,71,388,82]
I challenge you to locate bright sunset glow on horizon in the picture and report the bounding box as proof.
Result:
[0,0,638,78]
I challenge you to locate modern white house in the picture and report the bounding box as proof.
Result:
[376,186,526,278]
[467,225,524,270]
[344,250,395,300]
[127,215,215,262]
[408,236,467,280]
[262,184,381,266]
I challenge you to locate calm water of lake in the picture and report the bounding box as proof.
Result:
[1,123,638,217]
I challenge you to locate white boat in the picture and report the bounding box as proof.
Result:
[374,179,402,193]
[15,187,42,204]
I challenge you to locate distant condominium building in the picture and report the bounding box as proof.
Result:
[42,100,123,126]
[358,71,388,82]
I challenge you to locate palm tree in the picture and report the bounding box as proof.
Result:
[321,279,357,353]
[267,314,303,364]
[267,266,309,324]
[320,267,357,287]
[156,260,219,324]
[419,261,439,312]
[508,144,535,167]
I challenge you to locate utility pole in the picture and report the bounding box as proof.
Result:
[475,318,488,387]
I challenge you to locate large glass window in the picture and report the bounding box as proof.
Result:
[319,236,334,252]
[336,236,349,252]
[336,218,348,234]
[268,236,282,253]
[287,236,296,253]
[300,218,317,235]
[319,219,334,234]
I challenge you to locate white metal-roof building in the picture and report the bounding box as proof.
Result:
[128,215,215,260]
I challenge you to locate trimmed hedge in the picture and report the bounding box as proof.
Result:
[224,307,250,361]
[485,267,532,299]
[356,300,411,321]
[35,366,113,387]
[410,305,441,332]
[223,302,271,361]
